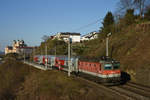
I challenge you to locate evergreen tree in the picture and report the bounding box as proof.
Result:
[124,9,135,25]
[100,11,114,35]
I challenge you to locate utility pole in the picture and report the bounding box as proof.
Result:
[106,33,112,57]
[45,45,47,69]
[106,37,109,57]
[68,37,71,77]
[33,47,35,62]
[55,46,56,57]
[24,50,25,62]
[41,48,42,55]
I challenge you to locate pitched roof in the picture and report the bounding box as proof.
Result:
[16,46,33,49]
[6,46,13,50]
[59,32,80,35]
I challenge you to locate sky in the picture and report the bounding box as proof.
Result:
[0,0,119,51]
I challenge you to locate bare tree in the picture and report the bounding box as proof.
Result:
[116,0,134,15]
[117,0,150,17]
[133,0,146,17]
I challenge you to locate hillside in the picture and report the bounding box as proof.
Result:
[17,70,125,100]
[0,58,36,100]
[35,22,150,86]
[81,22,150,86]
[1,23,150,100]
[0,58,125,100]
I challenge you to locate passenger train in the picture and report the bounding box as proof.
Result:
[33,55,121,85]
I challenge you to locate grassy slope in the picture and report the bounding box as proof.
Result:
[83,22,150,86]
[0,59,124,100]
[17,70,122,100]
[0,58,36,100]
[1,22,150,100]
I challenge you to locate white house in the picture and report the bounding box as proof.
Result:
[54,32,81,43]
[81,31,99,41]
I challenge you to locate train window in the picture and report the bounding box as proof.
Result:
[89,64,91,66]
[94,64,96,67]
[113,63,120,69]
[104,64,112,70]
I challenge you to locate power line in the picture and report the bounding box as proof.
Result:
[71,18,104,32]
[42,18,104,34]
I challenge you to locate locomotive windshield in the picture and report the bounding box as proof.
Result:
[113,62,120,69]
[104,64,112,70]
[104,62,120,70]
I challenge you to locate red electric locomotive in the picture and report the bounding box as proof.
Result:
[33,55,121,85]
[78,56,121,85]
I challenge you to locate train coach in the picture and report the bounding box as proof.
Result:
[33,55,121,85]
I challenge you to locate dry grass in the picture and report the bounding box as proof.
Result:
[0,59,123,100]
[17,70,123,100]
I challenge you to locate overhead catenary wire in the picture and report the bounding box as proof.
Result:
[47,17,104,35]
[71,18,104,32]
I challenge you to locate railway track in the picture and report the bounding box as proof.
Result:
[78,77,150,100]
[109,85,150,100]
[119,82,150,99]
[126,82,150,93]
[24,61,150,100]
[109,81,150,100]
[78,77,129,100]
